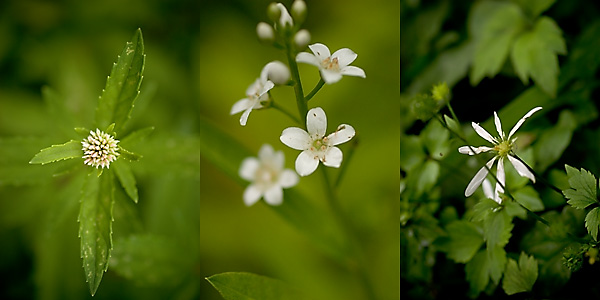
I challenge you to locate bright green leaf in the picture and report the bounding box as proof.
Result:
[444,114,462,138]
[585,207,600,241]
[484,209,513,249]
[487,246,507,285]
[95,28,145,133]
[206,272,308,300]
[414,160,440,198]
[111,234,191,286]
[471,198,501,222]
[29,140,81,165]
[438,220,484,263]
[502,252,538,295]
[469,1,525,85]
[113,160,138,203]
[510,17,566,97]
[513,186,545,212]
[465,250,489,297]
[512,0,556,18]
[563,165,598,209]
[79,169,115,296]
[119,146,142,162]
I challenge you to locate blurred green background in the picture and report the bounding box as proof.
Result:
[0,0,200,299]
[199,0,399,299]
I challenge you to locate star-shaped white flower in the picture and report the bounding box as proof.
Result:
[230,65,276,126]
[296,43,366,84]
[280,107,355,176]
[239,144,299,206]
[458,107,542,201]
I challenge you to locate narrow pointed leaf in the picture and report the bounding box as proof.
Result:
[29,140,81,165]
[79,170,115,295]
[119,146,142,162]
[95,28,145,133]
[113,160,138,203]
[206,272,308,300]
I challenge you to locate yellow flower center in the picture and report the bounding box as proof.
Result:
[494,140,512,157]
[321,57,340,71]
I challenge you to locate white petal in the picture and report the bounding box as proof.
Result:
[278,169,299,188]
[331,48,357,67]
[494,156,505,204]
[296,52,321,67]
[493,112,504,139]
[458,146,493,155]
[326,124,355,146]
[340,66,366,78]
[276,3,293,27]
[306,107,327,137]
[308,43,331,61]
[322,146,343,168]
[258,144,275,161]
[320,69,343,84]
[280,127,311,150]
[243,184,262,206]
[508,107,543,139]
[508,155,536,183]
[295,150,319,176]
[482,179,494,200]
[471,122,498,144]
[465,157,496,197]
[231,98,252,115]
[245,79,260,95]
[264,185,283,206]
[239,157,259,181]
[259,80,275,96]
[239,107,253,126]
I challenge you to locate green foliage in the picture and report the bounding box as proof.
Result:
[95,28,146,133]
[113,160,138,203]
[483,208,513,249]
[585,207,600,241]
[502,252,539,295]
[512,0,556,18]
[206,272,307,300]
[511,17,567,97]
[29,140,81,165]
[563,165,598,210]
[437,220,484,263]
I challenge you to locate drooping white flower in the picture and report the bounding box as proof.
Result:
[239,144,299,206]
[296,43,366,84]
[230,64,276,126]
[458,107,542,201]
[276,3,293,28]
[82,129,120,169]
[280,107,355,176]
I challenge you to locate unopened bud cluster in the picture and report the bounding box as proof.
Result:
[258,1,310,50]
[82,129,120,169]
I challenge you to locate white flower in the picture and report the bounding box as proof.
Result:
[458,107,542,200]
[230,64,276,126]
[276,3,293,28]
[296,43,366,84]
[280,107,355,176]
[239,144,299,206]
[82,129,120,169]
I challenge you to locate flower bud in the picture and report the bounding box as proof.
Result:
[291,0,307,24]
[276,3,293,29]
[262,61,290,85]
[294,29,310,50]
[256,22,274,42]
[267,3,281,23]
[431,82,450,102]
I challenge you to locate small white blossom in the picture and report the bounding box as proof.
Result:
[230,63,276,126]
[239,144,299,206]
[458,107,542,201]
[296,43,366,84]
[280,107,355,176]
[82,129,120,169]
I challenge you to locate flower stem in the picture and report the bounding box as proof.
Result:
[305,78,325,102]
[285,39,308,127]
[320,166,378,300]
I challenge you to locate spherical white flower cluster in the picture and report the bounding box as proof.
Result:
[81,129,120,169]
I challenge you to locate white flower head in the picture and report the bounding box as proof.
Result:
[280,107,355,176]
[458,107,542,201]
[82,129,120,169]
[230,63,276,126]
[296,43,366,84]
[239,144,299,206]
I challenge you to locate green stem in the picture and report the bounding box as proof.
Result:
[270,101,301,125]
[305,78,325,102]
[285,39,307,128]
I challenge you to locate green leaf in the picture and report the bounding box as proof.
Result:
[487,246,507,285]
[111,234,191,286]
[469,1,525,85]
[512,0,556,18]
[533,110,576,172]
[465,250,490,297]
[113,160,138,203]
[438,220,484,263]
[422,120,450,158]
[585,207,600,241]
[471,198,501,222]
[483,209,513,249]
[563,165,598,209]
[120,126,154,147]
[502,252,538,295]
[513,186,545,212]
[206,272,308,300]
[510,17,566,97]
[29,140,81,165]
[119,146,142,162]
[79,169,115,296]
[95,28,145,133]
[400,135,425,172]
[444,114,462,137]
[413,160,440,198]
